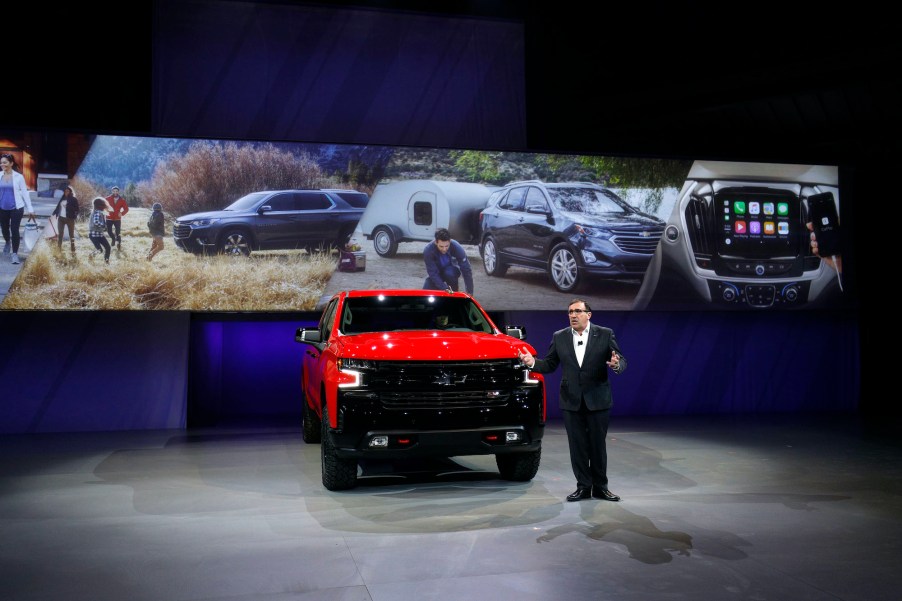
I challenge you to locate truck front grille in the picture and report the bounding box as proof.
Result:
[367,359,521,410]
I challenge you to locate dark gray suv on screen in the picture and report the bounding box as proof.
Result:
[479,181,665,292]
[173,189,368,256]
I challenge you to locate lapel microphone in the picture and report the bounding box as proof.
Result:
[577,341,583,346]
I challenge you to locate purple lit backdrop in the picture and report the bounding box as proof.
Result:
[508,310,859,417]
[188,318,318,426]
[0,312,190,434]
[186,310,858,427]
[0,310,857,433]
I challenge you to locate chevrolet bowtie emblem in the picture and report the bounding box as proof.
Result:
[433,371,467,386]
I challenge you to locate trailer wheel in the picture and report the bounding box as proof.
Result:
[373,226,398,257]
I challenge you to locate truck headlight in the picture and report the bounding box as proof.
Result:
[337,369,362,388]
[337,358,374,388]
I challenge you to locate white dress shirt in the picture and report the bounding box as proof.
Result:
[572,323,589,367]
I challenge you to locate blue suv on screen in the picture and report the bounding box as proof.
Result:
[478,181,665,292]
[173,189,368,256]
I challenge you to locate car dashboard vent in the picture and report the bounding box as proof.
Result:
[684,194,715,261]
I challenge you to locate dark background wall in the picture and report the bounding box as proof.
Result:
[3,0,894,432]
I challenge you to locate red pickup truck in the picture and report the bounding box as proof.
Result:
[295,289,546,490]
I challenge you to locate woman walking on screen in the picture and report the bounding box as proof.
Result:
[52,185,81,254]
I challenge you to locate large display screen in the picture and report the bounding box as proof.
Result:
[1,132,844,313]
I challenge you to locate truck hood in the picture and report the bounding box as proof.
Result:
[338,330,533,361]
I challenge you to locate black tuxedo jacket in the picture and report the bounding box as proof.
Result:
[531,323,626,411]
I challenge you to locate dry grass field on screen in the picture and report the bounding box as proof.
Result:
[2,208,337,311]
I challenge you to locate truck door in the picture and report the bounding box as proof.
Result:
[407,191,436,241]
[303,299,337,411]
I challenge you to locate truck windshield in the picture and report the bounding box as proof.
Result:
[339,296,494,334]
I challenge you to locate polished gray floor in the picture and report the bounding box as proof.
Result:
[2,414,901,601]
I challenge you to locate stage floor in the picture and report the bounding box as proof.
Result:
[2,413,901,601]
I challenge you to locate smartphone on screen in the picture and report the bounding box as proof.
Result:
[807,192,841,257]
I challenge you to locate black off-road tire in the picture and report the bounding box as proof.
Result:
[321,406,358,490]
[496,448,542,481]
[302,397,321,444]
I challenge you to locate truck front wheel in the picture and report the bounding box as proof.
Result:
[496,448,541,481]
[321,406,358,490]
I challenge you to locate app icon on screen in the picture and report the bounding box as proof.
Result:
[777,202,789,216]
[734,220,747,234]
[749,202,760,215]
[763,202,775,215]
[763,221,775,235]
[749,221,761,234]
[778,222,789,235]
[733,201,746,215]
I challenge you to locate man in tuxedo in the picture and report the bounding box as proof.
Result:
[519,299,626,502]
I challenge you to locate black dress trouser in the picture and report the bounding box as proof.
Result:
[562,399,611,490]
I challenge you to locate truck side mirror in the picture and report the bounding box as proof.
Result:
[505,325,526,340]
[295,327,322,343]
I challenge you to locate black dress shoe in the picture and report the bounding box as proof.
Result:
[592,488,621,502]
[566,488,592,502]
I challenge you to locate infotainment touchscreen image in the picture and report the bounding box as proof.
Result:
[632,160,845,311]
[715,189,799,259]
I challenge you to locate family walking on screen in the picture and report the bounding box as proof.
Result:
[0,172,168,266]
